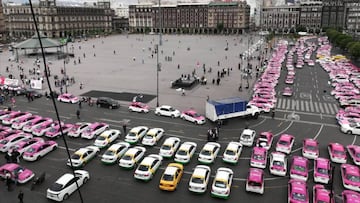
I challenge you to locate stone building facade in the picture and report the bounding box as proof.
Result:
[4,0,113,39]
[260,5,301,32]
[299,0,322,32]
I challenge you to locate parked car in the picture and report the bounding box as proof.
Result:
[341,163,360,192]
[101,142,130,165]
[328,142,347,163]
[96,97,119,109]
[124,126,149,144]
[174,142,197,164]
[211,167,233,199]
[57,93,79,103]
[255,131,273,150]
[245,168,264,195]
[276,134,295,154]
[141,128,164,146]
[313,184,334,203]
[46,170,89,201]
[250,147,267,169]
[342,190,360,203]
[188,165,211,193]
[67,122,91,138]
[269,152,287,177]
[0,133,32,153]
[134,154,162,181]
[80,122,109,139]
[198,142,221,164]
[239,129,256,147]
[288,179,309,203]
[159,163,183,191]
[67,146,100,168]
[128,102,149,113]
[290,156,309,181]
[347,145,360,166]
[159,137,181,158]
[119,146,146,169]
[222,142,242,164]
[302,138,319,159]
[23,141,58,161]
[0,163,34,184]
[314,157,332,184]
[180,110,206,124]
[94,129,121,148]
[155,105,181,118]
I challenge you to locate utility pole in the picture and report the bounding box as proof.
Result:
[159,0,162,46]
[156,44,159,107]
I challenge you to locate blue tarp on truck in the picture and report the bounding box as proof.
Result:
[207,97,248,116]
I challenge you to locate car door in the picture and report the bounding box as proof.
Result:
[66,177,79,195]
[162,108,170,116]
[82,152,89,163]
[189,145,194,157]
[150,159,159,174]
[134,151,141,163]
[354,126,360,134]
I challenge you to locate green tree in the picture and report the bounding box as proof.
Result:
[334,34,348,46]
[339,36,353,50]
[349,42,360,59]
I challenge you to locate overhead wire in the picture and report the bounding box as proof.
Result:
[28,0,85,202]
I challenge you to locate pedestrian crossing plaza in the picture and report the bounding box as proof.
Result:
[276,98,339,115]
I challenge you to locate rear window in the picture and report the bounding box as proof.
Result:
[248,181,262,187]
[49,183,64,192]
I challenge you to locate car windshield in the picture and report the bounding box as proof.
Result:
[356,152,360,158]
[177,150,187,156]
[273,161,284,167]
[242,134,251,139]
[0,139,8,144]
[317,168,329,175]
[161,145,171,150]
[248,181,261,187]
[305,145,316,151]
[162,174,174,181]
[122,155,132,160]
[292,192,306,201]
[71,154,80,160]
[49,182,64,192]
[26,147,36,153]
[347,174,360,182]
[144,135,153,139]
[191,177,204,184]
[334,150,345,156]
[49,128,57,132]
[253,154,264,160]
[127,132,136,137]
[97,136,106,141]
[35,125,43,129]
[214,180,226,188]
[201,150,211,156]
[104,150,115,156]
[294,165,306,172]
[279,140,289,146]
[169,107,175,111]
[225,149,236,156]
[13,167,24,174]
[85,128,92,133]
[138,165,149,171]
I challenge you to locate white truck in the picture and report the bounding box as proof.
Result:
[205,97,260,122]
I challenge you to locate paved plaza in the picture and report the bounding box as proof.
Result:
[0,34,266,113]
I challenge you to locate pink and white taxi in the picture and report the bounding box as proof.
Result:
[2,112,31,125]
[341,164,360,192]
[57,93,79,103]
[32,120,56,136]
[347,145,360,166]
[328,142,347,163]
[23,140,58,161]
[282,87,293,97]
[342,190,360,203]
[11,115,41,130]
[0,163,34,184]
[22,117,52,133]
[288,179,309,203]
[67,122,91,138]
[313,184,334,203]
[255,131,273,150]
[314,157,332,184]
[302,138,319,159]
[276,134,295,154]
[0,129,22,140]
[250,147,267,169]
[180,110,206,125]
[290,156,309,181]
[246,168,264,194]
[0,133,32,153]
[13,137,44,155]
[80,122,109,139]
[128,102,150,113]
[45,123,74,139]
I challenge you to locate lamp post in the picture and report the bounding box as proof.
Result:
[156,44,159,107]
[63,59,67,93]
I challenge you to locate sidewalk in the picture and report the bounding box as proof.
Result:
[0,34,269,114]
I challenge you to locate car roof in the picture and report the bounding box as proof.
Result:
[280,134,293,141]
[242,129,255,135]
[163,137,179,145]
[272,152,286,160]
[290,180,307,193]
[216,169,232,180]
[160,105,172,109]
[141,156,156,165]
[330,143,344,150]
[304,139,318,145]
[147,128,162,134]
[180,142,195,150]
[193,166,209,177]
[56,173,74,184]
[248,168,263,182]
[203,142,219,151]
[227,142,241,151]
[76,148,89,154]
[253,147,266,154]
[316,158,330,168]
[1,163,20,171]
[164,166,178,175]
[130,126,147,132]
[293,156,307,166]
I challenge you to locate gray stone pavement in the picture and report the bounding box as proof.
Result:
[0,34,269,114]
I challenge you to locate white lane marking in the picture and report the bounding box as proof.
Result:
[274,121,293,137]
[250,117,266,128]
[290,124,324,153]
[352,135,357,145]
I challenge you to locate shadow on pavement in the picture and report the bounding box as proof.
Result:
[81,90,156,103]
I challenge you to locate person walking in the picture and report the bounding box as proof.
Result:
[76,109,80,119]
[5,171,11,191]
[181,88,185,96]
[271,109,275,119]
[18,190,24,203]
[122,124,127,135]
[78,100,82,109]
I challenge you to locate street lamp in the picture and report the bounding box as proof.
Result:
[63,59,67,93]
[156,44,160,107]
[158,0,162,46]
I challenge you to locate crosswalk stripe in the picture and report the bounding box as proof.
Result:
[304,101,310,112]
[332,104,339,112]
[309,101,314,112]
[314,102,319,112]
[281,98,286,109]
[323,103,330,114]
[295,100,300,111]
[286,99,291,110]
[277,98,282,109]
[292,99,297,109]
[327,103,335,115]
[319,102,324,113]
[300,100,304,111]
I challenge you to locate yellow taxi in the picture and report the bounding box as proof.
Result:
[331,54,346,61]
[159,163,183,191]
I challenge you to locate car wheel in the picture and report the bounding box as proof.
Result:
[347,130,353,135]
[109,106,113,109]
[35,156,40,161]
[97,104,101,108]
[156,112,161,116]
[83,177,88,184]
[181,116,185,120]
[63,194,69,201]
[171,114,175,118]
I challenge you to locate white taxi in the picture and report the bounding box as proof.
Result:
[222,142,242,164]
[174,142,197,164]
[124,126,148,144]
[94,129,121,148]
[211,167,233,199]
[134,154,162,181]
[188,165,211,193]
[141,128,164,146]
[119,146,146,169]
[198,142,220,164]
[101,142,130,164]
[159,137,180,158]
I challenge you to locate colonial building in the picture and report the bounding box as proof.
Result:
[344,0,360,33]
[129,1,250,34]
[299,0,322,32]
[4,0,113,39]
[128,3,153,33]
[0,0,6,42]
[321,0,344,29]
[260,5,300,32]
[112,16,129,33]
